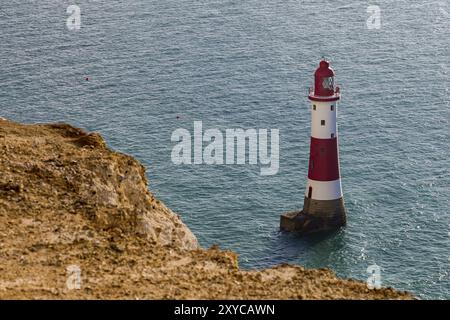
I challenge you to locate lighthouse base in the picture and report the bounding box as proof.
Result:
[280,197,346,234]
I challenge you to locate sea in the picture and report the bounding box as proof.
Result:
[0,0,449,299]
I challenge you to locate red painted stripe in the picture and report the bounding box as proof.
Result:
[308,137,340,181]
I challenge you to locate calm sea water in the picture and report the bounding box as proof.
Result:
[1,0,449,299]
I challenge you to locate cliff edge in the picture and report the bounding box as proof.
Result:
[0,119,413,299]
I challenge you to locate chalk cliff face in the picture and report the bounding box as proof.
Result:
[0,119,412,299]
[0,120,198,251]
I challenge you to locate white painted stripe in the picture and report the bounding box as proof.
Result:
[310,100,338,139]
[305,178,342,200]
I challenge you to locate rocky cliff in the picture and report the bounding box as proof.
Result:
[0,119,412,299]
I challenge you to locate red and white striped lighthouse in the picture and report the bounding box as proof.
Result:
[280,59,346,233]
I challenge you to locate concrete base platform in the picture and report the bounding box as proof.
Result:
[280,198,346,234]
[280,210,336,234]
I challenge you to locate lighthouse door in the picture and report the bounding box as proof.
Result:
[308,186,312,198]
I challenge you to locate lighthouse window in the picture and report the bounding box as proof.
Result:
[331,105,334,111]
[321,120,325,126]
[331,133,335,138]
[313,105,316,110]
